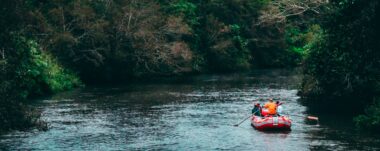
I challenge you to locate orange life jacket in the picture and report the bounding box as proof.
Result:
[264,102,277,115]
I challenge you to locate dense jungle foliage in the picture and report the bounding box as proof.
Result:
[1,0,379,133]
[300,0,380,131]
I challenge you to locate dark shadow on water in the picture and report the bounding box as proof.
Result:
[253,128,292,134]
[302,105,380,150]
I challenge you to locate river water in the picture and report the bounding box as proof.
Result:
[1,69,379,151]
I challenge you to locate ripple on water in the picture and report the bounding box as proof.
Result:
[1,70,380,150]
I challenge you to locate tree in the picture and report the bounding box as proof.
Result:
[300,0,380,115]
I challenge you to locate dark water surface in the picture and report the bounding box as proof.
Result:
[1,69,379,150]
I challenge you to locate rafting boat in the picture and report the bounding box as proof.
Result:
[251,115,291,131]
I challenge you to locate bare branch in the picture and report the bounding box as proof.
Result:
[256,0,329,26]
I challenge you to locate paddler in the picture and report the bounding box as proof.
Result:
[251,103,262,116]
[276,101,283,115]
[262,98,277,116]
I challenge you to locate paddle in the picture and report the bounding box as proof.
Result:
[286,114,319,121]
[233,115,252,127]
[233,110,259,127]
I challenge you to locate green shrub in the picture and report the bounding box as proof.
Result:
[13,37,82,98]
[207,24,251,72]
[167,0,199,26]
[230,24,248,50]
[285,24,324,60]
[354,98,380,132]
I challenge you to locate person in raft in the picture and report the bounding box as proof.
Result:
[262,98,277,116]
[276,101,283,115]
[251,103,262,116]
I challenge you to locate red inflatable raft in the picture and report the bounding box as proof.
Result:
[251,115,292,131]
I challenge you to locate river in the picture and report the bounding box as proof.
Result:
[0,69,379,150]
